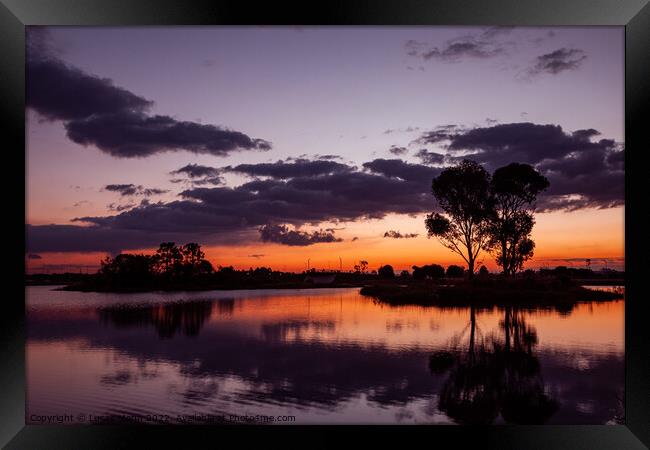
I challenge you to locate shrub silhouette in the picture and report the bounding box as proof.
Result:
[446,265,465,278]
[378,264,395,278]
[412,264,445,280]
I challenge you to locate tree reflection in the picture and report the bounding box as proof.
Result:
[97,300,213,338]
[217,298,235,316]
[431,306,558,424]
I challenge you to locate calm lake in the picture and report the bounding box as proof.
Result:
[26,285,624,425]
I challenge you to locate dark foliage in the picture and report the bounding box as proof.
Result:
[487,163,549,275]
[426,160,550,277]
[378,264,395,278]
[412,264,445,280]
[95,242,213,289]
[446,265,465,278]
[353,260,369,274]
[425,160,493,278]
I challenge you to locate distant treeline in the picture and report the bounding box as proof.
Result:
[42,242,378,291]
[25,242,623,292]
[537,266,624,279]
[376,263,622,281]
[64,242,308,291]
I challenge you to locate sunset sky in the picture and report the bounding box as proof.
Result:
[25,26,624,273]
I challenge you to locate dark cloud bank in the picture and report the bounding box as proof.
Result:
[260,224,342,246]
[384,230,419,239]
[169,164,225,186]
[224,158,355,179]
[104,184,168,197]
[26,31,271,158]
[28,157,440,253]
[417,122,623,211]
[27,122,622,254]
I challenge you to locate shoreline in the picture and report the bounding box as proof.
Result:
[359,282,623,310]
[55,283,366,293]
[26,276,624,292]
[24,280,626,314]
[26,278,625,311]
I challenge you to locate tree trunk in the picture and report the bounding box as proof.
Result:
[467,258,474,279]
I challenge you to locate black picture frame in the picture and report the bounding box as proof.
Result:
[2,1,648,448]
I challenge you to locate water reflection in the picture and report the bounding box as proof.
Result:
[261,320,337,342]
[26,287,624,424]
[432,307,558,424]
[97,300,213,338]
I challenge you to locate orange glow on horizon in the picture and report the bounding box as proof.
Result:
[26,207,624,274]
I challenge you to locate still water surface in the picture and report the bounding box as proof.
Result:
[26,286,624,424]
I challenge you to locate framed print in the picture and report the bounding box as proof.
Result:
[1,0,649,448]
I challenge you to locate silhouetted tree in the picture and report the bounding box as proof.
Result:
[99,253,156,287]
[478,265,490,276]
[425,160,493,278]
[98,242,213,287]
[487,163,549,276]
[378,264,395,278]
[354,260,369,274]
[177,243,214,277]
[446,265,465,278]
[154,242,183,275]
[181,242,205,267]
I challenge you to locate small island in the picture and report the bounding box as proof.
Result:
[359,272,623,310]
